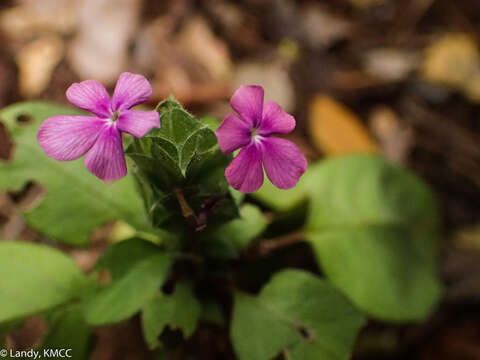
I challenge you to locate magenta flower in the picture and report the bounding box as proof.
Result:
[216,85,307,193]
[38,72,160,181]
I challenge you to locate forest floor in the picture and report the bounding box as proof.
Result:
[0,0,480,359]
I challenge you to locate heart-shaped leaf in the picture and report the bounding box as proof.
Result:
[231,270,365,360]
[305,155,442,321]
[251,155,442,322]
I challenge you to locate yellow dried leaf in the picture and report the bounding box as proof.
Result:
[422,33,479,89]
[464,70,480,102]
[421,33,480,102]
[309,95,378,155]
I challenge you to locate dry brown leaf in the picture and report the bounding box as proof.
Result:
[234,61,295,112]
[364,48,419,81]
[68,0,140,85]
[309,95,378,155]
[133,16,231,105]
[369,105,413,164]
[5,316,47,352]
[177,16,233,82]
[0,0,81,40]
[16,35,64,98]
[0,192,25,241]
[299,3,351,50]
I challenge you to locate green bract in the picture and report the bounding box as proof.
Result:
[126,97,238,232]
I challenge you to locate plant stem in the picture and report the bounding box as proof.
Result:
[173,188,198,226]
[247,232,305,257]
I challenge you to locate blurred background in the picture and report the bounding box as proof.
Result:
[0,0,480,359]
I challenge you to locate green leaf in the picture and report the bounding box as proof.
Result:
[126,97,237,231]
[142,282,202,349]
[0,102,150,246]
[218,204,268,249]
[200,116,221,132]
[231,270,365,360]
[305,155,442,322]
[84,238,173,325]
[42,305,91,359]
[229,187,245,206]
[252,174,309,211]
[93,237,161,278]
[200,204,268,259]
[0,241,86,322]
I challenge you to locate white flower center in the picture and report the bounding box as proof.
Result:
[111,111,121,122]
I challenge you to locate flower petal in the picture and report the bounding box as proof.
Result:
[66,80,111,117]
[84,125,127,181]
[215,114,252,153]
[258,100,295,136]
[261,137,307,189]
[230,85,264,127]
[111,72,153,111]
[37,115,105,161]
[225,143,264,193]
[117,110,160,138]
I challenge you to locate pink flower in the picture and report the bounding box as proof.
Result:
[216,85,307,193]
[38,72,160,181]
